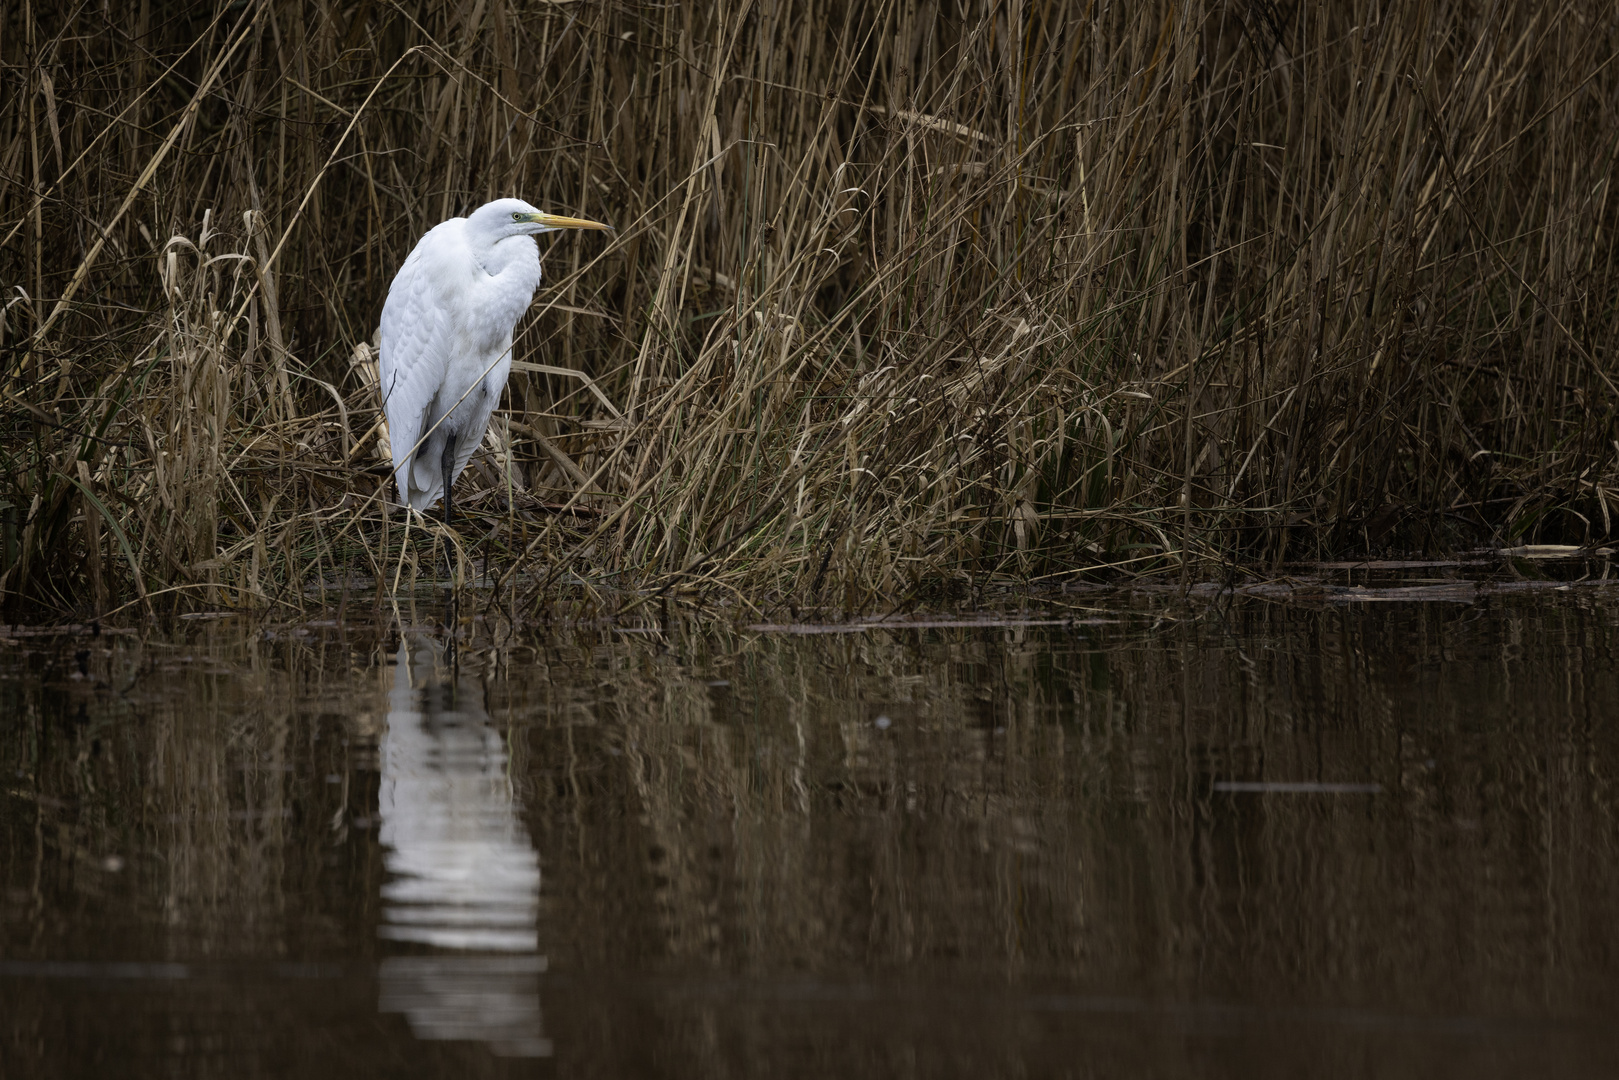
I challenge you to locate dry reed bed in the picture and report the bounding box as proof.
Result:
[2,1,1617,616]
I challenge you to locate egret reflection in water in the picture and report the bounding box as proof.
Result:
[375,636,550,1058]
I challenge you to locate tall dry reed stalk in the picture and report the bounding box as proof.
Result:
[3,1,1618,615]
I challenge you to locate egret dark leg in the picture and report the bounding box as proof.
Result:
[440,431,458,527]
[440,431,459,627]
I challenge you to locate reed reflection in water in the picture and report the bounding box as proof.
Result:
[8,593,1619,1077]
[375,636,551,1058]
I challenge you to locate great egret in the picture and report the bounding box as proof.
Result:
[378,198,610,523]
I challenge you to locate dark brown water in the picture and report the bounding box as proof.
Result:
[5,586,1619,1077]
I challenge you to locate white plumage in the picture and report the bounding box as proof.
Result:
[378,198,610,519]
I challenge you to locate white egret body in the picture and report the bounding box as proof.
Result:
[378,198,609,519]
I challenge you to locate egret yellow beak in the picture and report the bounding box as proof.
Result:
[519,211,612,231]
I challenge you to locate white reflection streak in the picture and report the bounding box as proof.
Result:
[376,639,551,1058]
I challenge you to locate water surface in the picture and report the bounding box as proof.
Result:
[5,585,1619,1076]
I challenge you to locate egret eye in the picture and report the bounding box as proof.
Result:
[512,212,522,221]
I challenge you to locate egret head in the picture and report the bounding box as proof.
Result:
[467,198,612,245]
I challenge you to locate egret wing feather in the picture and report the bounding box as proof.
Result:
[379,224,459,510]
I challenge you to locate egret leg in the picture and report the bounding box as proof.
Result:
[440,431,458,527]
